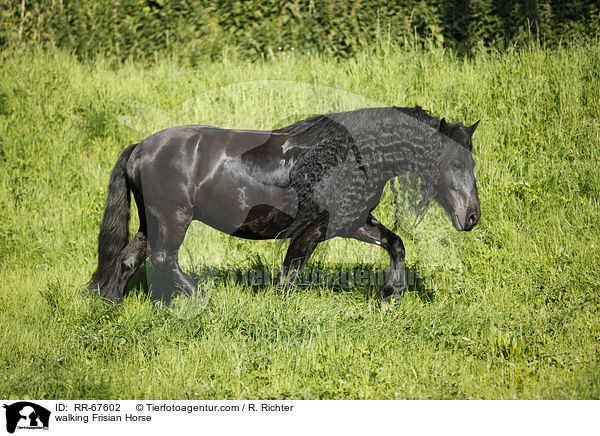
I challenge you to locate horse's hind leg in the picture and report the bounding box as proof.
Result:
[114,230,149,299]
[110,190,150,302]
[352,214,406,301]
[147,209,200,298]
[279,219,328,292]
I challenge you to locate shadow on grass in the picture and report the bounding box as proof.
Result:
[125,256,435,304]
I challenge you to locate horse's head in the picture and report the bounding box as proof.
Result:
[435,119,481,232]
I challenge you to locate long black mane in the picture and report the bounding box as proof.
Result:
[275,105,448,142]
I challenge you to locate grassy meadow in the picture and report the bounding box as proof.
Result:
[1,40,599,399]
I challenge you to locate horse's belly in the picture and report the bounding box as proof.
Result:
[193,162,297,239]
[230,204,295,239]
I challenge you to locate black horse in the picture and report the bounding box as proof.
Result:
[88,106,480,303]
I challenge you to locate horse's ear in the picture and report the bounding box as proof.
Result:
[466,120,480,136]
[437,118,448,133]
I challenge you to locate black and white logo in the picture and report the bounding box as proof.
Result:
[3,402,50,433]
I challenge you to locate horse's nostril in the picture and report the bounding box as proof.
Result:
[467,213,478,229]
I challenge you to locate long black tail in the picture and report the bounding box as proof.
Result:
[88,143,138,301]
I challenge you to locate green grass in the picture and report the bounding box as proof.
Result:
[1,40,599,399]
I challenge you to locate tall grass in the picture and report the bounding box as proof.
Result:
[0,40,599,399]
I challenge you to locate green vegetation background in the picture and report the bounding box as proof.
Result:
[2,0,600,61]
[0,3,599,399]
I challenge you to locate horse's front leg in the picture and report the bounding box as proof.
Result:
[352,214,406,302]
[279,219,328,293]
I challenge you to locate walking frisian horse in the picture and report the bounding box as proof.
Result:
[88,106,480,303]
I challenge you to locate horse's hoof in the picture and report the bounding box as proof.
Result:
[378,284,405,302]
